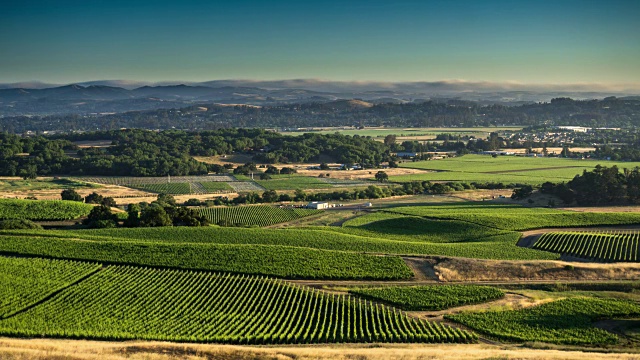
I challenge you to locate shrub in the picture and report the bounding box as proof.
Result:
[0,219,42,230]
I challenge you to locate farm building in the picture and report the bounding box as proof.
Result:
[307,201,329,210]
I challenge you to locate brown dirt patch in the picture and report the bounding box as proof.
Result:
[449,189,513,201]
[435,257,640,282]
[412,293,539,321]
[501,147,596,154]
[298,167,431,180]
[0,184,151,201]
[402,257,439,281]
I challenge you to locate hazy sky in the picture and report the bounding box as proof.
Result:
[1,0,639,85]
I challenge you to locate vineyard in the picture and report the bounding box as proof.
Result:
[200,206,323,227]
[0,257,99,318]
[0,234,413,280]
[0,265,475,344]
[447,297,640,345]
[0,199,93,220]
[256,177,334,190]
[386,204,640,231]
[350,285,505,311]
[228,181,266,192]
[71,175,236,194]
[73,175,235,185]
[6,224,558,261]
[532,230,640,262]
[133,182,192,194]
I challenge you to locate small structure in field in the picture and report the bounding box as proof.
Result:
[307,201,329,210]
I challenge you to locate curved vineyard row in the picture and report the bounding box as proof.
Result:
[200,206,323,227]
[532,230,640,262]
[0,256,100,318]
[0,199,93,221]
[0,266,475,344]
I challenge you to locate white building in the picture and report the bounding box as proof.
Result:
[307,201,329,210]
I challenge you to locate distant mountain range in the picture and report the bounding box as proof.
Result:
[1,79,638,116]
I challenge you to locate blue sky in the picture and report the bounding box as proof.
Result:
[1,0,639,85]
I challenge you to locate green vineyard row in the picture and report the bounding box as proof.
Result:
[0,256,100,318]
[200,206,323,226]
[533,230,640,262]
[350,285,505,311]
[0,265,475,344]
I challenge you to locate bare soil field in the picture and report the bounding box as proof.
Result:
[449,189,514,201]
[298,167,430,180]
[111,193,240,206]
[433,257,640,282]
[412,293,541,320]
[0,184,151,201]
[1,338,638,360]
[502,147,596,154]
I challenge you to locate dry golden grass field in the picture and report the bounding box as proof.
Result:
[1,338,639,360]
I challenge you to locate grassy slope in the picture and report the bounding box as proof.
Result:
[447,297,640,345]
[392,155,640,184]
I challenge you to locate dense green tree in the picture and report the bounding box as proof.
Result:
[84,192,104,204]
[101,197,117,207]
[139,204,173,227]
[83,205,118,228]
[262,190,279,203]
[61,189,83,202]
[511,185,533,200]
[123,203,141,227]
[375,171,389,182]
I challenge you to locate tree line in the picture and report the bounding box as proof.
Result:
[528,165,640,206]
